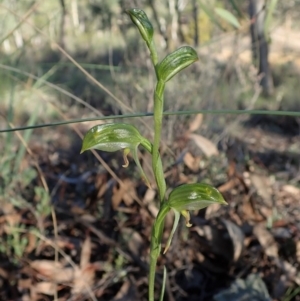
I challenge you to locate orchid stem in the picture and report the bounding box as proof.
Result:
[149,203,170,301]
[152,80,167,203]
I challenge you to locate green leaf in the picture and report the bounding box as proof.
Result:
[157,46,198,83]
[215,7,240,29]
[81,123,152,186]
[126,8,154,46]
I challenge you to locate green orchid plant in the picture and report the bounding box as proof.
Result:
[81,8,227,301]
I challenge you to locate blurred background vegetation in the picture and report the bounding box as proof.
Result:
[1,0,300,128]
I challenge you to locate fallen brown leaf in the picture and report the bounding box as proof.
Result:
[112,179,136,210]
[183,152,200,172]
[71,235,95,295]
[188,133,219,157]
[71,264,95,295]
[1,203,15,215]
[5,213,21,227]
[80,236,92,269]
[241,199,264,222]
[31,260,74,283]
[34,281,63,295]
[25,232,37,253]
[217,178,240,193]
[122,180,137,207]
[179,173,189,183]
[96,173,109,198]
[282,184,300,196]
[222,219,244,262]
[250,174,272,206]
[112,185,124,210]
[188,114,203,132]
[142,188,158,217]
[253,223,278,258]
[31,260,63,277]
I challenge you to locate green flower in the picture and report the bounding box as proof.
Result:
[157,46,198,83]
[163,183,227,253]
[126,9,154,47]
[81,123,152,187]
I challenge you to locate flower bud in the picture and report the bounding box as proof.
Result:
[157,46,198,83]
[126,9,154,47]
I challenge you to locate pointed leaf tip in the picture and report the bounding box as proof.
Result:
[157,46,198,83]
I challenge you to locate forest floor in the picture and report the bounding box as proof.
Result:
[0,109,299,301]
